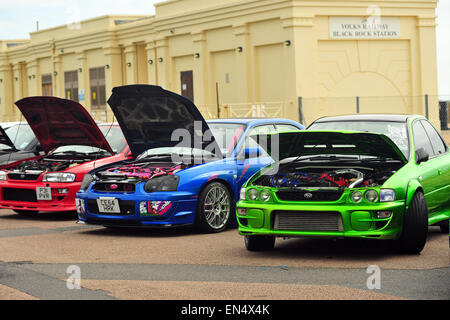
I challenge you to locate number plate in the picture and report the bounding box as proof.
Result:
[96,197,120,214]
[36,187,52,201]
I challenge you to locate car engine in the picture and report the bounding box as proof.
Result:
[254,165,397,189]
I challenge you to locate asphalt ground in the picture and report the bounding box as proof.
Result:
[0,209,448,301]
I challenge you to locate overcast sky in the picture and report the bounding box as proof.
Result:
[0,0,449,96]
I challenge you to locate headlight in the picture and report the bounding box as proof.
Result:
[350,191,363,203]
[260,190,271,202]
[365,190,378,202]
[43,172,76,183]
[247,188,259,201]
[144,175,179,193]
[240,188,246,201]
[0,171,7,181]
[80,174,95,191]
[380,189,395,202]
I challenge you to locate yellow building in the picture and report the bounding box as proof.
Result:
[0,0,440,128]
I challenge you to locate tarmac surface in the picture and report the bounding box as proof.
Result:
[0,210,448,300]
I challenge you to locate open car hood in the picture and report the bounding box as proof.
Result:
[107,85,222,158]
[15,97,113,154]
[255,130,408,163]
[0,125,17,151]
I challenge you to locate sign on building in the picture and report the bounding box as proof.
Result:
[330,16,400,39]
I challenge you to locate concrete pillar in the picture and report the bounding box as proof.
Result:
[52,54,64,98]
[192,31,208,106]
[124,44,138,85]
[104,46,123,122]
[155,38,170,89]
[284,15,317,123]
[233,24,252,104]
[76,51,89,110]
[0,57,15,121]
[26,59,40,97]
[146,42,157,85]
[417,15,440,129]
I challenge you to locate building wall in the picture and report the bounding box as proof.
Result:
[0,0,440,129]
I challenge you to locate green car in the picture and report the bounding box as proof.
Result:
[236,114,450,254]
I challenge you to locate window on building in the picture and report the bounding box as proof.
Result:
[90,67,106,109]
[41,74,53,96]
[64,71,79,102]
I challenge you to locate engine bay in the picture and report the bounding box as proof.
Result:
[254,164,399,189]
[97,161,189,182]
[6,156,89,175]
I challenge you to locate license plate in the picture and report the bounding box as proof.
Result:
[36,187,52,201]
[96,197,120,214]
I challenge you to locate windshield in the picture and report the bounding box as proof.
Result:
[207,123,246,156]
[308,121,409,158]
[3,124,36,151]
[137,147,217,160]
[51,125,127,156]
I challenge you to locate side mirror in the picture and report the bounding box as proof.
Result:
[244,147,262,159]
[415,147,429,164]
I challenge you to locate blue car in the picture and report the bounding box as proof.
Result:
[76,85,304,232]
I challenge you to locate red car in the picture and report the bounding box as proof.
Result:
[0,97,131,214]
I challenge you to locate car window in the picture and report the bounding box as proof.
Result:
[412,121,434,159]
[240,125,275,157]
[275,124,300,132]
[4,124,36,150]
[420,120,447,156]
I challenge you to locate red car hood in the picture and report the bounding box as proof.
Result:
[15,97,113,154]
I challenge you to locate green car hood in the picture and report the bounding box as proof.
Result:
[254,130,408,163]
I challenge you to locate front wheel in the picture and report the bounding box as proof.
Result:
[195,182,233,233]
[244,235,275,251]
[395,191,428,254]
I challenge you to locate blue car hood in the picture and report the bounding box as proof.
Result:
[107,85,222,159]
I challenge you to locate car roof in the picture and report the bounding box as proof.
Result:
[206,118,301,125]
[311,114,422,123]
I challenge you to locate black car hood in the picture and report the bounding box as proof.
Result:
[255,130,408,163]
[107,85,222,158]
[0,125,17,151]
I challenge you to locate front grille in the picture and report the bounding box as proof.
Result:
[7,173,41,181]
[87,199,135,215]
[3,188,37,202]
[276,189,343,202]
[92,182,136,193]
[273,211,342,232]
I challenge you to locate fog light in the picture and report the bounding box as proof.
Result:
[351,191,363,203]
[365,190,378,202]
[376,211,392,219]
[260,190,271,202]
[58,188,69,194]
[247,188,259,201]
[237,208,247,216]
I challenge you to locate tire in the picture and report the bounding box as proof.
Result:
[195,182,233,233]
[244,235,276,251]
[395,191,428,254]
[13,210,39,215]
[439,220,449,234]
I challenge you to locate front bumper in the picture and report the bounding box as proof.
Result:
[0,181,81,212]
[76,189,199,227]
[236,200,406,240]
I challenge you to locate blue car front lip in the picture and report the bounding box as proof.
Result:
[76,189,199,226]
